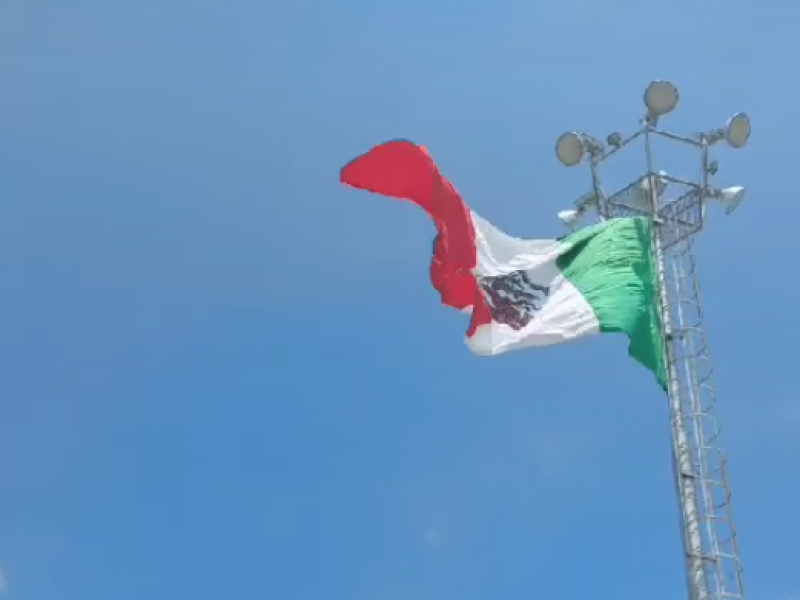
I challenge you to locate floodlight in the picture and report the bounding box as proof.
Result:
[631,172,668,213]
[725,113,751,149]
[555,132,585,167]
[557,209,580,229]
[719,186,746,215]
[607,132,622,148]
[644,80,679,117]
[639,171,669,195]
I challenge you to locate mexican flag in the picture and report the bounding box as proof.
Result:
[341,140,666,388]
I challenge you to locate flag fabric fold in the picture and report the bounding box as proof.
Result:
[340,140,666,389]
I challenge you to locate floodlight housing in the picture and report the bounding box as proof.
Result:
[644,80,679,117]
[639,171,669,195]
[719,186,746,215]
[557,209,580,229]
[555,132,585,167]
[725,113,751,149]
[607,132,622,148]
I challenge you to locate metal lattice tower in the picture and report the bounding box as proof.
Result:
[553,81,751,600]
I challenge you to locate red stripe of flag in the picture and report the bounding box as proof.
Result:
[340,140,492,336]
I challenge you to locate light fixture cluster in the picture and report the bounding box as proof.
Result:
[554,80,751,230]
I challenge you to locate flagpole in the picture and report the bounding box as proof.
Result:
[644,127,709,600]
[553,81,751,600]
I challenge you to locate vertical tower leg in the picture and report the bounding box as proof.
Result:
[656,229,710,600]
[660,232,746,600]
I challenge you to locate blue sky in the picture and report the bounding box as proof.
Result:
[1,0,798,598]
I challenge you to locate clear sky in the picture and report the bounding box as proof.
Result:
[2,0,798,599]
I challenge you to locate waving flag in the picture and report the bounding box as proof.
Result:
[341,140,666,388]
